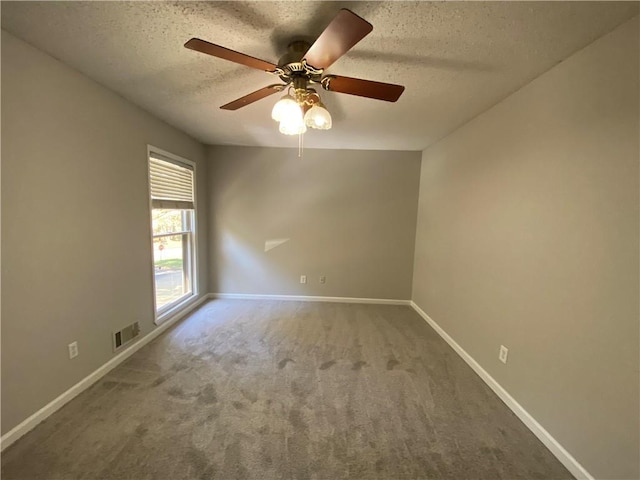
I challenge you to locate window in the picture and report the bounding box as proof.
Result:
[148,149,197,321]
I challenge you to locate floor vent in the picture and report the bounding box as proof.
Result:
[113,322,140,351]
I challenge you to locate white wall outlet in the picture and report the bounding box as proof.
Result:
[319,276,326,284]
[300,275,307,284]
[499,345,509,364]
[68,341,79,359]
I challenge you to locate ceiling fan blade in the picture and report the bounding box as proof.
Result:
[303,9,373,70]
[185,38,277,72]
[323,75,405,102]
[220,85,284,110]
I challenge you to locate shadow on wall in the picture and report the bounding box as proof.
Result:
[220,229,296,293]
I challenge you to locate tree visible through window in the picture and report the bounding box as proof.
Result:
[148,151,197,318]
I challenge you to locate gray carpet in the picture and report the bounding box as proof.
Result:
[1,300,573,479]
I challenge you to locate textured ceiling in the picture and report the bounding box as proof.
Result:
[2,2,638,151]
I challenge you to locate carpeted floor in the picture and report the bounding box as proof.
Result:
[1,300,573,479]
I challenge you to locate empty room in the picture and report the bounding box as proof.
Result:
[1,2,638,479]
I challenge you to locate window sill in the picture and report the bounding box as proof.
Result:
[155,293,199,326]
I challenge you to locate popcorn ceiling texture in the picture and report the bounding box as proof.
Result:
[1,1,637,150]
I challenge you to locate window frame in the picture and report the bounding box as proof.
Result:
[147,145,199,325]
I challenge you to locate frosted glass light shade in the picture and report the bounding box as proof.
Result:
[278,106,306,135]
[271,95,298,122]
[304,103,332,130]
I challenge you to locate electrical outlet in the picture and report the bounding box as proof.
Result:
[300,275,307,284]
[319,276,326,284]
[68,341,79,359]
[499,345,508,364]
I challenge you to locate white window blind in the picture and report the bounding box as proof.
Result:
[149,154,194,209]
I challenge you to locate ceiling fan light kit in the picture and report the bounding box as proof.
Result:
[184,8,405,137]
[304,102,332,130]
[277,98,306,135]
[270,94,297,122]
[271,85,331,135]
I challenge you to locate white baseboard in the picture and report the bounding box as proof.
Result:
[5,293,585,479]
[0,294,211,452]
[212,292,411,305]
[410,301,593,480]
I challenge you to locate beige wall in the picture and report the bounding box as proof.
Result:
[2,14,638,478]
[412,17,639,479]
[1,31,208,434]
[207,146,421,300]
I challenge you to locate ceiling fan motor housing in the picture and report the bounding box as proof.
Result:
[277,41,323,85]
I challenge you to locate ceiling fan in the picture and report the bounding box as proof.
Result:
[184,8,405,135]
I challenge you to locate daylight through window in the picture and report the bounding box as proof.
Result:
[148,151,197,318]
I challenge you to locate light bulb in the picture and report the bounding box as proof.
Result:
[304,103,332,130]
[271,95,298,122]
[278,105,306,135]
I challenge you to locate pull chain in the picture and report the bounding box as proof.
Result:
[298,130,304,158]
